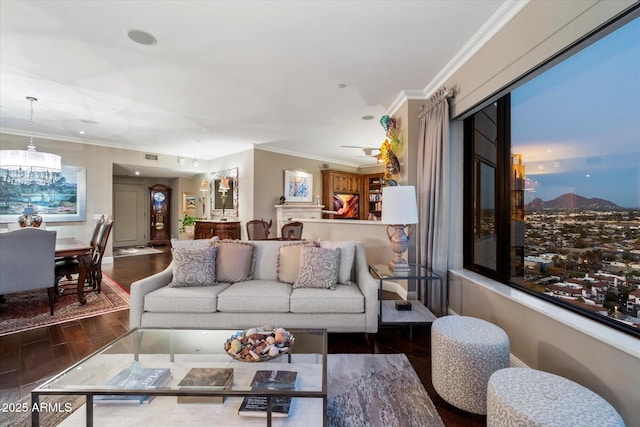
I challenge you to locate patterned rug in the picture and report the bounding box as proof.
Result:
[327,353,444,427]
[113,246,163,257]
[0,274,129,336]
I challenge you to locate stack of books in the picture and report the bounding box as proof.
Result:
[238,370,298,418]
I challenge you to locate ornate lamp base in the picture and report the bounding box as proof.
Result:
[386,224,412,275]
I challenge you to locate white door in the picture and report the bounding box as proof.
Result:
[113,183,147,247]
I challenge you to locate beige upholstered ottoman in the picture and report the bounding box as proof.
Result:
[487,368,625,427]
[431,315,510,414]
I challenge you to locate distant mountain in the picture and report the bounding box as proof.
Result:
[526,193,619,210]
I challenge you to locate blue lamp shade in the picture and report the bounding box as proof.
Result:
[381,185,418,225]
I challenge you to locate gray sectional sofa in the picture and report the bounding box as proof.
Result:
[129,239,379,333]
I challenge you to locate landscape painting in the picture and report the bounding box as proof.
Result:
[0,165,87,223]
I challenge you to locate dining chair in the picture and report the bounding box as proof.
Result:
[55,216,114,296]
[246,219,272,240]
[0,228,58,315]
[56,215,105,273]
[281,221,303,240]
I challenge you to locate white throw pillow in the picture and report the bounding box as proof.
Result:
[170,236,218,249]
[318,240,356,285]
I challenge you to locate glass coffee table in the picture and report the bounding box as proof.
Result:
[31,328,327,427]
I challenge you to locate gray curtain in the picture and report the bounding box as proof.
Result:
[416,87,452,317]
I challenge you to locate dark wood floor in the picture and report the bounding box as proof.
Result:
[0,249,485,426]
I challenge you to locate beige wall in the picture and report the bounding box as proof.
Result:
[442,2,639,425]
[447,0,637,117]
[252,148,362,237]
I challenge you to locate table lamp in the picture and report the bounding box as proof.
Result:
[218,177,231,220]
[381,185,419,274]
[199,179,208,216]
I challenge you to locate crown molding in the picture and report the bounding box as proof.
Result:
[423,0,530,96]
[385,0,529,114]
[385,90,427,116]
[254,144,363,169]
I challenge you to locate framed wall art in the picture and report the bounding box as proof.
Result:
[283,170,312,203]
[182,192,196,214]
[0,165,87,223]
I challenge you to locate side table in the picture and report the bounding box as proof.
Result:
[369,263,441,339]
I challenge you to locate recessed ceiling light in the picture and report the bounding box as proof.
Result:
[127,29,157,46]
[134,171,140,176]
[79,130,85,135]
[362,115,375,120]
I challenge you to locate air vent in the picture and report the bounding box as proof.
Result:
[144,154,158,161]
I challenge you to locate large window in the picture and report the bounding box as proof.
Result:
[464,10,640,337]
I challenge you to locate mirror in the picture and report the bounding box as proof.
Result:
[210,167,238,219]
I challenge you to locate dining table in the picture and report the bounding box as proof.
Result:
[55,238,92,305]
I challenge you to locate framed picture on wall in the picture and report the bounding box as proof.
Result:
[182,192,196,214]
[283,170,312,203]
[0,165,86,223]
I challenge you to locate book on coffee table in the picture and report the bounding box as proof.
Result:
[238,370,298,417]
[94,363,171,404]
[176,367,234,404]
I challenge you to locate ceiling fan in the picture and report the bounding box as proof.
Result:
[340,145,381,159]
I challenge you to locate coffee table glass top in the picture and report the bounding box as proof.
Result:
[34,328,327,396]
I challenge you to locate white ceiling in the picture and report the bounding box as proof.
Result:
[0,0,516,173]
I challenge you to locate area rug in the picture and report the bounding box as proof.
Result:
[113,246,163,257]
[327,353,444,427]
[0,274,129,336]
[15,353,443,427]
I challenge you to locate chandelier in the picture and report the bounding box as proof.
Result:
[0,96,62,186]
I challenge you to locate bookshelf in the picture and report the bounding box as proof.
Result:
[365,173,384,221]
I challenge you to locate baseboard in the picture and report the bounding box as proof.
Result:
[381,281,408,299]
[444,308,529,369]
[509,353,529,368]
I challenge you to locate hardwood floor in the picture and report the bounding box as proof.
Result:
[0,249,485,426]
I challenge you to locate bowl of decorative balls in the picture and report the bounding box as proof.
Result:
[224,327,295,362]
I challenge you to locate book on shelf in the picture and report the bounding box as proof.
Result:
[94,362,171,404]
[238,370,298,418]
[176,367,234,404]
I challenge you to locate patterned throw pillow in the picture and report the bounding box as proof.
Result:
[277,241,317,284]
[293,246,340,289]
[215,241,255,283]
[169,246,216,287]
[318,240,357,285]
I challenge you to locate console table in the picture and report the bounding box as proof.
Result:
[194,220,241,240]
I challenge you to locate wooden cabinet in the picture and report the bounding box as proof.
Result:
[331,171,361,193]
[321,170,363,219]
[321,170,385,220]
[194,221,241,240]
[364,173,384,221]
[148,184,171,246]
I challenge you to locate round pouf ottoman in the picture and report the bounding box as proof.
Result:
[487,368,625,427]
[431,315,510,414]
